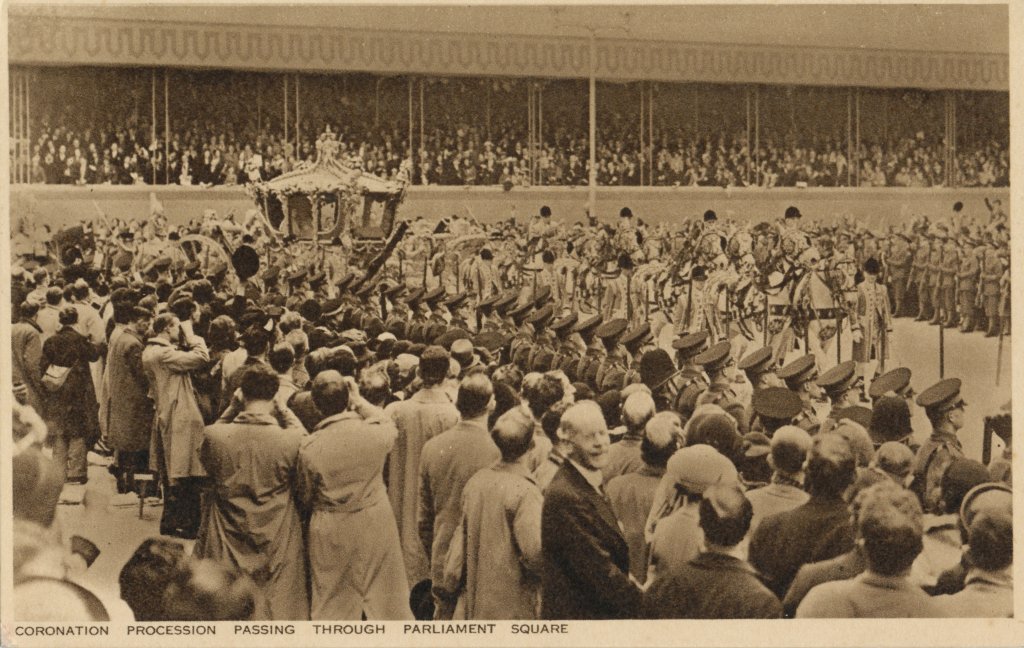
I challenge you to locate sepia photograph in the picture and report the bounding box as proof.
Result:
[1,1,1019,646]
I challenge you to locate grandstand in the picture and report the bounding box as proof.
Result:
[8,4,1009,226]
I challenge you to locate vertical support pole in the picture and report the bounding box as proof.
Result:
[745,88,752,186]
[587,32,597,219]
[527,83,533,185]
[151,69,157,184]
[846,89,852,186]
[639,81,645,186]
[408,77,414,183]
[419,79,424,171]
[25,71,30,183]
[164,69,170,184]
[649,82,654,184]
[855,88,861,187]
[12,70,19,184]
[375,77,381,127]
[283,75,289,144]
[295,74,300,159]
[257,75,262,133]
[754,86,760,187]
[538,84,543,186]
[486,80,491,139]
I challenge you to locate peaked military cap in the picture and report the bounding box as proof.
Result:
[751,387,803,421]
[693,340,733,371]
[621,323,652,350]
[550,312,579,334]
[423,286,446,305]
[816,360,858,395]
[778,354,818,386]
[916,378,965,413]
[672,330,710,359]
[869,367,914,400]
[595,318,628,342]
[738,346,774,376]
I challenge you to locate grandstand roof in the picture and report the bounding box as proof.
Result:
[13,4,1007,55]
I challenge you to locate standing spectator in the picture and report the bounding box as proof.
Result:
[40,306,102,483]
[194,364,308,620]
[296,371,412,620]
[104,306,154,494]
[932,511,1012,617]
[437,406,544,620]
[602,391,655,482]
[141,312,210,539]
[418,373,499,619]
[749,433,857,599]
[385,345,460,589]
[643,484,782,618]
[12,301,45,414]
[606,411,679,582]
[796,482,942,618]
[540,400,641,619]
[745,426,812,533]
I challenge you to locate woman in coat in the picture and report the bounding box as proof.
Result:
[40,307,101,483]
[850,257,893,391]
[141,312,210,538]
[296,374,412,620]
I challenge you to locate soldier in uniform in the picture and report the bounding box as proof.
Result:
[549,312,579,372]
[867,366,916,420]
[444,293,472,330]
[814,360,862,435]
[671,265,709,336]
[620,323,653,386]
[525,305,556,371]
[573,314,605,390]
[594,319,629,393]
[526,205,557,244]
[738,346,781,391]
[423,287,448,326]
[939,234,960,328]
[911,378,967,514]
[956,239,981,333]
[492,292,519,332]
[693,340,746,428]
[601,254,640,324]
[981,244,1003,337]
[776,354,822,434]
[910,232,930,320]
[926,231,945,325]
[670,331,711,422]
[886,233,912,317]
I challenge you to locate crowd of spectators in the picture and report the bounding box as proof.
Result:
[13,71,1009,189]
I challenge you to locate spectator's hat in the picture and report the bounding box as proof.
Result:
[694,340,733,372]
[621,323,652,351]
[423,286,446,306]
[672,330,710,360]
[815,360,858,397]
[832,405,874,432]
[738,346,774,378]
[743,432,772,460]
[665,445,738,494]
[550,312,578,334]
[784,206,802,220]
[869,367,913,400]
[405,287,425,307]
[703,210,717,222]
[527,304,555,330]
[595,318,628,345]
[751,387,803,422]
[916,378,965,414]
[777,354,818,387]
[444,293,469,310]
[640,349,677,390]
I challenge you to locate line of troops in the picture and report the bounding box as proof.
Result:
[289,271,981,517]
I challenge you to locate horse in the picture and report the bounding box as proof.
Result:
[788,254,850,371]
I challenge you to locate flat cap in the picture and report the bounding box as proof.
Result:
[665,444,738,494]
[869,367,913,400]
[916,378,965,412]
[738,346,774,376]
[550,312,579,334]
[751,387,803,421]
[672,330,710,358]
[621,323,652,350]
[816,360,858,395]
[595,318,628,341]
[777,354,818,385]
[693,340,733,371]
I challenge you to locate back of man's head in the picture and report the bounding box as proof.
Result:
[769,426,812,476]
[525,373,565,420]
[268,343,295,375]
[491,405,535,463]
[699,483,753,548]
[966,511,1012,572]
[804,432,857,499]
[159,559,256,621]
[359,369,391,407]
[239,364,279,403]
[419,345,450,386]
[622,391,656,432]
[45,286,64,306]
[456,373,494,420]
[241,327,270,357]
[642,411,681,468]
[118,538,187,621]
[311,370,348,416]
[856,482,923,576]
